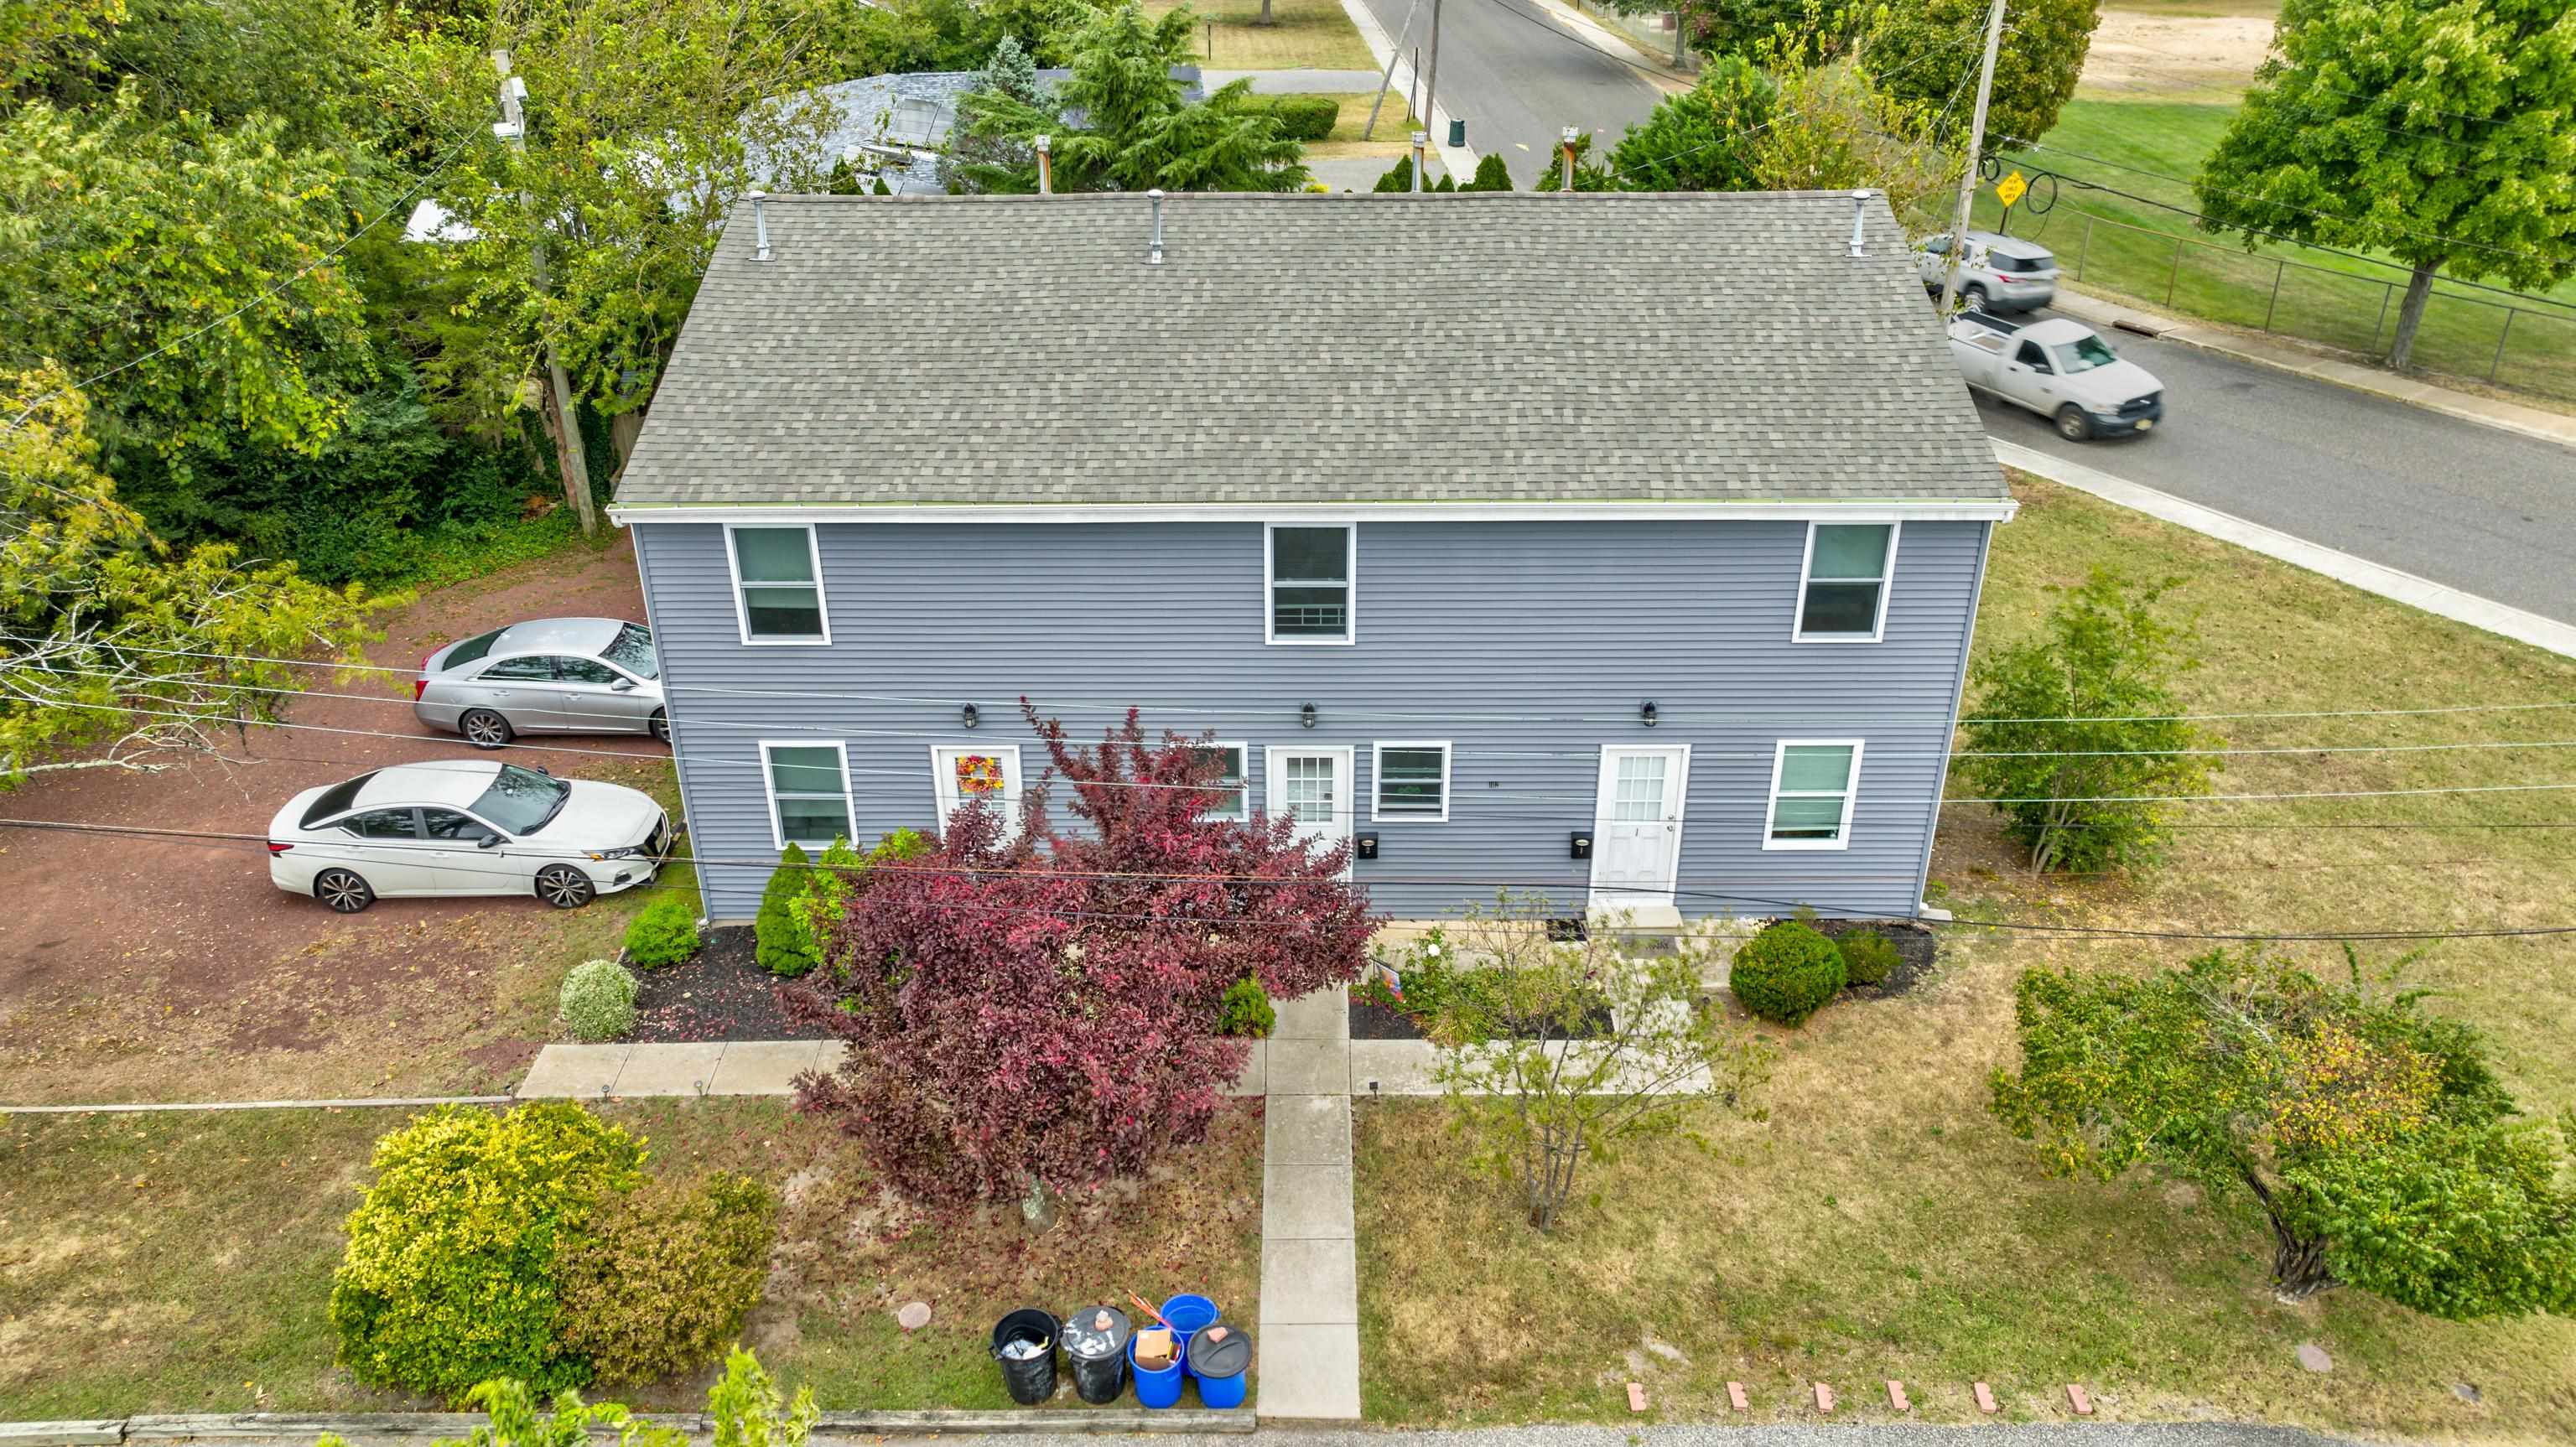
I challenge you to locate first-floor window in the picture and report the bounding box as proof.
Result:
[1765,740,1862,849]
[763,741,853,848]
[932,744,1024,839]
[1192,742,1249,822]
[1372,741,1452,822]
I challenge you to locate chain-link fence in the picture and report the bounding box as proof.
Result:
[2050,212,2576,402]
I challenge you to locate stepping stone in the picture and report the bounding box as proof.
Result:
[2295,1342,2333,1372]
[896,1301,931,1331]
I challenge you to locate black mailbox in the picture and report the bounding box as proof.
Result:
[1354,832,1380,861]
[1568,829,1593,859]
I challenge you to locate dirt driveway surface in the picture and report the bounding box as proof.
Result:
[0,536,681,1105]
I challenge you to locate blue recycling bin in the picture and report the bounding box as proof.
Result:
[1129,1333,1186,1409]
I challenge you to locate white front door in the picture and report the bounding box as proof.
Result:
[1265,745,1353,869]
[932,744,1025,841]
[1589,744,1689,911]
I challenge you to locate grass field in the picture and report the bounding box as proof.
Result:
[1353,474,2576,1438]
[1148,0,1378,70]
[0,1097,1265,1416]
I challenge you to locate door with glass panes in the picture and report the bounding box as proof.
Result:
[1589,745,1689,910]
[1265,746,1353,873]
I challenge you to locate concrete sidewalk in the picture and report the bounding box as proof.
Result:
[517,1040,1270,1100]
[2051,287,2576,450]
[1255,988,1363,1421]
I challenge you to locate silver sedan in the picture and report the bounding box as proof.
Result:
[415,617,666,749]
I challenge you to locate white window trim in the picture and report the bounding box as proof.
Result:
[759,739,855,851]
[1791,521,1901,645]
[723,522,832,646]
[1197,740,1251,822]
[1264,521,1357,646]
[1763,739,1865,852]
[929,744,1025,841]
[1370,740,1452,823]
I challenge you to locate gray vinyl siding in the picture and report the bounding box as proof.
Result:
[633,519,1987,922]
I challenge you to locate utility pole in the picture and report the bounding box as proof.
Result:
[1935,0,2008,315]
[1363,0,1422,140]
[494,49,599,537]
[1422,0,1443,184]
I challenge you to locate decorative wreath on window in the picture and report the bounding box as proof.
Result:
[954,754,1005,796]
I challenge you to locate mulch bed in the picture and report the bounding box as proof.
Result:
[1807,918,1940,999]
[1347,989,1613,1041]
[629,925,832,1042]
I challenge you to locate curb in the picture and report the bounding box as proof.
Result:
[24,1410,1257,1444]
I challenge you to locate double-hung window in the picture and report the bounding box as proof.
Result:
[1765,741,1862,849]
[1193,742,1250,822]
[1794,522,1898,642]
[1267,524,1353,644]
[761,741,854,848]
[1372,741,1451,822]
[729,525,829,644]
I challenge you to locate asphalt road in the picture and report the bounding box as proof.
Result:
[1980,314,2576,626]
[1355,0,1665,184]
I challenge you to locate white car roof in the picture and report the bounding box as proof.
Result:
[491,616,627,656]
[1966,230,2055,261]
[2012,318,2099,345]
[351,761,508,812]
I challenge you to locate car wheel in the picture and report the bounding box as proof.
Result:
[1963,283,1990,311]
[460,708,514,749]
[649,708,669,743]
[314,869,375,914]
[2055,404,2093,442]
[536,864,595,910]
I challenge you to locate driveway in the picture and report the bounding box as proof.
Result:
[1349,0,1665,184]
[1980,314,2576,627]
[0,536,670,1104]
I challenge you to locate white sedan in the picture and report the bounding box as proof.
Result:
[267,761,672,913]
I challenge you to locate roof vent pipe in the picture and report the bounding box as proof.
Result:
[749,189,772,262]
[1146,188,1165,266]
[1035,134,1052,195]
[1847,188,1869,259]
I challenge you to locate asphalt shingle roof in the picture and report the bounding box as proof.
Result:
[615,191,2007,508]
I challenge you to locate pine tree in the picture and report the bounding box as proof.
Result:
[1459,153,1514,191]
[755,843,822,976]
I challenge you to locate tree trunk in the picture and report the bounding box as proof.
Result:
[535,366,600,535]
[1670,10,1685,67]
[1258,0,1272,23]
[2270,1225,2339,1301]
[1021,1175,1061,1233]
[2386,261,2440,372]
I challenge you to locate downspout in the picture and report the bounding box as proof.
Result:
[1912,519,1993,921]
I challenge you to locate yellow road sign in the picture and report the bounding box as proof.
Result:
[1995,169,2028,210]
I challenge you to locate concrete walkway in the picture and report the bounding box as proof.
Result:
[518,1040,1270,1100]
[2052,287,2576,450]
[1256,988,1363,1420]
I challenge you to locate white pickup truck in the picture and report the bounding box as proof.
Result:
[1949,312,2165,441]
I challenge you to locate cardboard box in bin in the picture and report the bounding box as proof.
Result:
[1134,1325,1176,1370]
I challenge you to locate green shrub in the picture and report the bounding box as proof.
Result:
[556,1172,778,1386]
[1219,977,1275,1037]
[1372,154,1413,192]
[1836,929,1903,987]
[1237,93,1338,141]
[755,843,821,977]
[1729,921,1846,1026]
[622,892,701,969]
[559,960,639,1041]
[329,1103,645,1398]
[1461,153,1514,190]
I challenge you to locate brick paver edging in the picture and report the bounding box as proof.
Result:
[3,1409,1254,1444]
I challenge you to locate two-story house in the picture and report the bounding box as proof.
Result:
[609,189,2013,925]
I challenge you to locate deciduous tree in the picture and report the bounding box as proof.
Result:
[2194,0,2576,371]
[786,706,1374,1212]
[1607,54,1775,191]
[1864,0,2101,153]
[1992,947,2576,1310]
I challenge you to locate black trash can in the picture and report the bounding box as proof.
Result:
[1061,1305,1133,1405]
[991,1307,1061,1405]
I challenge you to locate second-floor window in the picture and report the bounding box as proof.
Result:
[1795,522,1898,642]
[1267,524,1353,645]
[729,524,829,644]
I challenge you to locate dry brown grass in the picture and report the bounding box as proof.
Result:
[1146,0,1379,71]
[1354,475,2576,1438]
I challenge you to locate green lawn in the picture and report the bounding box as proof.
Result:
[0,1098,1265,1416]
[1354,472,2576,1437]
[1973,99,2576,402]
[1147,0,1379,70]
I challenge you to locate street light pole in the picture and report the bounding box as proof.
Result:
[1936,0,2007,315]
[493,49,599,537]
[1422,0,1443,183]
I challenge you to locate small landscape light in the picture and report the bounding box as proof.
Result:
[962,702,980,729]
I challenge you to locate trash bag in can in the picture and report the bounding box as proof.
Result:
[1187,1325,1252,1409]
[1061,1305,1132,1405]
[991,1307,1060,1405]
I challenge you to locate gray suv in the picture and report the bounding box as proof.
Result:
[1918,231,2059,314]
[414,617,667,748]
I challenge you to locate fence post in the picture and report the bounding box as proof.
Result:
[2075,216,2091,281]
[2165,238,2182,308]
[2371,284,2392,354]
[2263,259,2283,334]
[2490,307,2516,382]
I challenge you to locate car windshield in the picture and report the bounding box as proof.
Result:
[443,628,506,669]
[2051,335,2121,374]
[470,764,571,835]
[600,622,658,680]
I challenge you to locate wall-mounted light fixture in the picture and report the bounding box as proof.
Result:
[1640,701,1659,729]
[1300,703,1318,729]
[961,703,980,730]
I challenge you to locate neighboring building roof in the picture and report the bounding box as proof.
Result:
[775,67,1206,197]
[615,191,2009,510]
